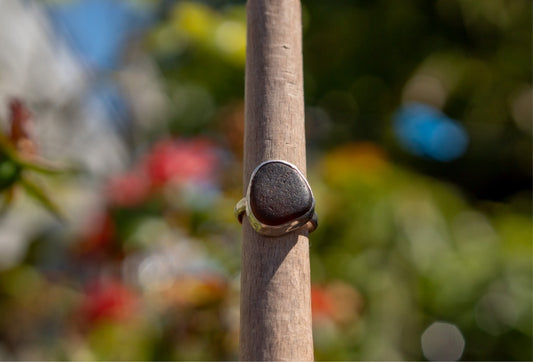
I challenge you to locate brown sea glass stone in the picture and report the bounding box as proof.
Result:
[249,161,313,226]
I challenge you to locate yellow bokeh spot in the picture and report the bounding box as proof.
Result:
[170,2,246,65]
[321,142,389,186]
[172,2,216,42]
[215,21,246,64]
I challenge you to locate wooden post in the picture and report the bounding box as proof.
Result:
[240,0,313,360]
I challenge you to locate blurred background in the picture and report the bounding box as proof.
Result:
[0,0,531,360]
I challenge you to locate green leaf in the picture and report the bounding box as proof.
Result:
[0,158,21,191]
[17,157,81,176]
[0,131,80,176]
[19,176,65,222]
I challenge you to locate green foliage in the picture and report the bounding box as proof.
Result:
[311,143,531,360]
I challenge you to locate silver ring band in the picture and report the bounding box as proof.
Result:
[234,160,318,237]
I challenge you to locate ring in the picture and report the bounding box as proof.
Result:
[235,160,318,236]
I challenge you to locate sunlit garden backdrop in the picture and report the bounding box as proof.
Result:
[0,0,531,360]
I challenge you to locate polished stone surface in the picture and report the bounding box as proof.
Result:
[250,162,312,225]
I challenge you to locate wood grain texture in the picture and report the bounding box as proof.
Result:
[240,0,313,360]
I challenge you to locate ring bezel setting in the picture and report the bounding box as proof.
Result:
[235,160,317,236]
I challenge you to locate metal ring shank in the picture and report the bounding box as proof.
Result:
[235,197,317,235]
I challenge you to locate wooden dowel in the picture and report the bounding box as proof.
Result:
[240,0,313,360]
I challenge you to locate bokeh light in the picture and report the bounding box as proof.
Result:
[421,321,465,361]
[394,102,469,162]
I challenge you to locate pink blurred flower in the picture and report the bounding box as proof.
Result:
[103,137,219,208]
[105,169,151,207]
[145,138,218,187]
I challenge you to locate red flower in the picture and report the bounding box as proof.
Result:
[103,137,219,208]
[311,285,336,320]
[78,211,116,255]
[311,282,364,326]
[105,169,151,207]
[9,98,31,143]
[145,138,218,187]
[80,279,138,325]
[8,98,36,156]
